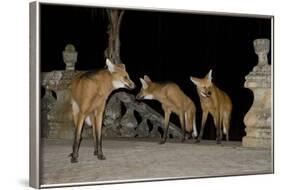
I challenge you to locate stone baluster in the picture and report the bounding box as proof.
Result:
[242,39,271,148]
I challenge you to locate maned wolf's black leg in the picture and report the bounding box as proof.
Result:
[160,127,169,144]
[97,134,105,160]
[70,114,85,163]
[92,129,98,156]
[96,109,106,160]
[196,111,208,143]
[214,116,221,144]
[93,129,98,156]
[216,128,222,144]
[91,115,98,156]
[223,114,231,141]
[159,110,171,144]
[179,113,186,142]
[70,130,82,163]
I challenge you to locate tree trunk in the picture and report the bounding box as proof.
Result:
[105,9,125,64]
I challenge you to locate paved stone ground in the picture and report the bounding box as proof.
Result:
[40,138,272,186]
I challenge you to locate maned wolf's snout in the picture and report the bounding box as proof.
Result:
[128,82,136,90]
[201,90,212,98]
[123,80,135,90]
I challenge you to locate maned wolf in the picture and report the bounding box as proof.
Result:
[190,70,232,144]
[136,75,197,144]
[69,59,135,163]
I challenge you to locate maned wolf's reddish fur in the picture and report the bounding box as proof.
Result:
[69,59,135,163]
[136,75,197,144]
[190,70,232,144]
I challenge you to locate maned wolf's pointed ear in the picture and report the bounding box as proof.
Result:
[206,69,212,82]
[118,64,126,70]
[106,59,115,73]
[190,76,199,86]
[140,78,148,89]
[143,75,152,83]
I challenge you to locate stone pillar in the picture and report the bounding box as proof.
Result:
[242,39,271,148]
[62,44,77,71]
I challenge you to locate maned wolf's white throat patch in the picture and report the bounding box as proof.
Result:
[144,95,154,100]
[112,80,126,89]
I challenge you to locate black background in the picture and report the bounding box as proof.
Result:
[40,4,271,141]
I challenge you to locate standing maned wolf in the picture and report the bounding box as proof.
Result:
[69,59,135,163]
[136,75,197,144]
[190,70,232,144]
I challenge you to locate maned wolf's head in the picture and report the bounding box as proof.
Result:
[106,59,136,90]
[190,70,214,98]
[136,75,155,100]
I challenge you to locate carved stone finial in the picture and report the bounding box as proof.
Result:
[62,44,77,71]
[253,39,270,66]
[242,38,271,148]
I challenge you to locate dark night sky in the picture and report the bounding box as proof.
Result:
[40,4,271,141]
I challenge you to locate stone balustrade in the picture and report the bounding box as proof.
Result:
[41,74,183,139]
[41,42,273,149]
[41,44,183,140]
